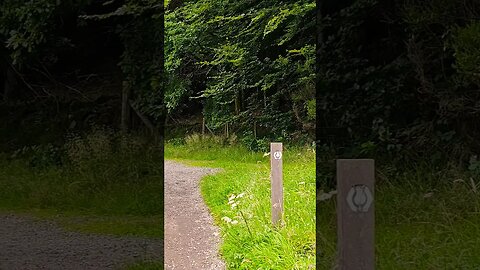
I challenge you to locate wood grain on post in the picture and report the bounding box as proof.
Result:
[270,143,283,226]
[337,159,375,270]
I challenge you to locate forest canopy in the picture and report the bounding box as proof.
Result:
[2,0,480,161]
[164,0,316,144]
[1,0,315,150]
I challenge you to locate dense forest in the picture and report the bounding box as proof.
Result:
[318,0,480,165]
[164,0,316,148]
[0,0,163,150]
[1,0,316,151]
[2,0,479,168]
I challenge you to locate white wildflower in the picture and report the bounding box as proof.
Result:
[221,216,232,223]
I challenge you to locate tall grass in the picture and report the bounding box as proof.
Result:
[0,128,163,237]
[165,134,316,269]
[317,161,480,269]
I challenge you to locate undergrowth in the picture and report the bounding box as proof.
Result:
[0,128,163,238]
[317,158,480,269]
[165,134,316,269]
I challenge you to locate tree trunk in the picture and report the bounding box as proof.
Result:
[121,81,131,133]
[4,66,17,102]
[235,92,240,115]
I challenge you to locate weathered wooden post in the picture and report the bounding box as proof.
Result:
[270,142,283,226]
[337,159,375,270]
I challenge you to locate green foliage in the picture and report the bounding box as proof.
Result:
[453,21,480,84]
[0,0,164,123]
[0,0,94,65]
[11,143,62,169]
[0,0,58,65]
[318,0,480,161]
[318,161,480,268]
[468,155,480,178]
[0,130,163,216]
[165,142,316,269]
[240,132,270,152]
[165,0,315,138]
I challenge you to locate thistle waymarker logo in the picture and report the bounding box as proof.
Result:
[273,151,282,160]
[346,184,373,212]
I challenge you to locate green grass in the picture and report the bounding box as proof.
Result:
[123,261,164,270]
[0,131,163,229]
[317,163,480,269]
[0,157,163,237]
[165,136,316,269]
[0,131,164,268]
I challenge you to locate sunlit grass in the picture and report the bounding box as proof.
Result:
[165,136,316,269]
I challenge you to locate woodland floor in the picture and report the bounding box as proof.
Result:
[164,160,225,270]
[0,213,163,270]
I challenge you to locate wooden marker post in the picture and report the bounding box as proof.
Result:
[270,143,283,226]
[337,159,375,270]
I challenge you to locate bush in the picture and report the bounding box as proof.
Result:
[11,143,62,169]
[183,133,240,149]
[453,21,480,85]
[240,133,270,152]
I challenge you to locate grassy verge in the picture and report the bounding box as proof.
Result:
[0,130,163,269]
[317,162,480,269]
[165,136,316,269]
[124,261,164,270]
[0,130,164,269]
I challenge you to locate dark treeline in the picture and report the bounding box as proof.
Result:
[318,0,480,165]
[2,0,480,163]
[0,0,163,151]
[1,0,316,152]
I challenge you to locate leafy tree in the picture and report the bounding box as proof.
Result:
[165,0,316,140]
[318,0,480,161]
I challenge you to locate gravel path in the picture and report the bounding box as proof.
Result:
[164,160,226,270]
[0,214,163,270]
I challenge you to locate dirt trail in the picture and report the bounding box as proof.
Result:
[0,214,163,270]
[164,160,226,270]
